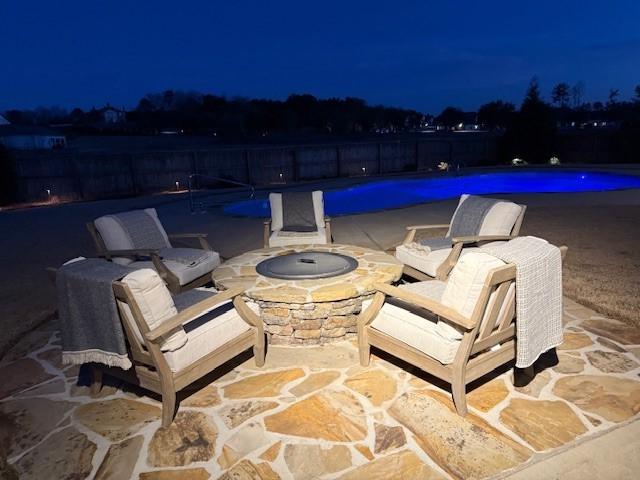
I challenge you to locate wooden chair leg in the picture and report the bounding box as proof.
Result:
[358,331,371,367]
[90,366,103,396]
[161,388,177,428]
[254,332,266,367]
[451,374,468,416]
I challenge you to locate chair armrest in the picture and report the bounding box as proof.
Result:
[263,219,272,248]
[357,291,385,328]
[233,296,264,332]
[373,282,475,330]
[402,224,450,244]
[98,248,159,258]
[324,217,332,243]
[405,224,450,231]
[145,286,245,343]
[168,233,208,239]
[450,235,515,245]
[168,233,212,250]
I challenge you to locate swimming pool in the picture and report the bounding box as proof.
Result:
[223,171,640,217]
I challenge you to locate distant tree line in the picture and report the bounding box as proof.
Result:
[435,79,640,163]
[3,93,424,138]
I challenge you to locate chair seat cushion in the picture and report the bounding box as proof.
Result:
[269,227,328,247]
[363,295,461,365]
[130,249,220,286]
[395,244,452,277]
[164,300,255,372]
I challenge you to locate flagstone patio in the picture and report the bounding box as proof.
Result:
[1,298,640,480]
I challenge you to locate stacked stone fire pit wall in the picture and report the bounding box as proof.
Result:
[212,244,403,346]
[257,296,369,345]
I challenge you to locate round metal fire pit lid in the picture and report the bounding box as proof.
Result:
[256,251,359,280]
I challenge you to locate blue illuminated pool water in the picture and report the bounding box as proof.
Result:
[224,171,640,217]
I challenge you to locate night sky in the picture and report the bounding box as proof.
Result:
[2,0,639,114]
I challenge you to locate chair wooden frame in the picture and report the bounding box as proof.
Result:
[358,266,517,416]
[105,284,264,427]
[359,244,567,416]
[263,216,332,248]
[87,222,215,294]
[399,204,527,281]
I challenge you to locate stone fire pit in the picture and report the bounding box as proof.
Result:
[212,244,403,345]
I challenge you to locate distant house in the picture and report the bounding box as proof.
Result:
[0,122,66,150]
[100,105,127,124]
[459,112,480,131]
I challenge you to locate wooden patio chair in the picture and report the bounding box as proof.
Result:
[263,191,332,247]
[395,195,526,281]
[87,207,221,294]
[358,247,567,416]
[102,268,266,427]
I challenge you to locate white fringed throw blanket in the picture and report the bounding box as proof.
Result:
[480,236,563,368]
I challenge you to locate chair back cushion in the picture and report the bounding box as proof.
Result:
[440,252,506,338]
[269,191,325,231]
[95,208,171,265]
[118,269,188,352]
[447,194,523,237]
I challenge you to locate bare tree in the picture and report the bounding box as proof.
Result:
[571,82,585,108]
[551,83,570,107]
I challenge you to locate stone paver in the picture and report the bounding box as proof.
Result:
[339,450,446,480]
[289,370,340,396]
[390,390,532,479]
[0,358,55,399]
[223,369,305,399]
[500,399,587,451]
[344,369,397,406]
[374,423,406,453]
[74,398,160,442]
[265,390,367,441]
[139,469,210,480]
[466,378,509,412]
[557,332,593,350]
[554,375,640,422]
[284,444,352,479]
[219,400,279,428]
[95,435,144,480]
[0,398,77,457]
[147,411,218,467]
[13,427,96,480]
[585,350,639,373]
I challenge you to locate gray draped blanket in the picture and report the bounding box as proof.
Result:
[109,209,168,249]
[58,258,134,369]
[282,192,317,232]
[481,237,563,368]
[419,195,501,251]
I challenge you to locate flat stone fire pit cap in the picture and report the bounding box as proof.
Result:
[256,251,358,280]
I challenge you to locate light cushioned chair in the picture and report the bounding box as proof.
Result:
[105,268,265,426]
[358,251,519,416]
[395,195,526,281]
[263,191,332,247]
[88,208,221,294]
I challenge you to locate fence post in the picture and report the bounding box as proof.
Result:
[292,149,298,182]
[415,140,420,172]
[129,154,138,195]
[244,149,252,185]
[336,146,341,178]
[377,143,382,174]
